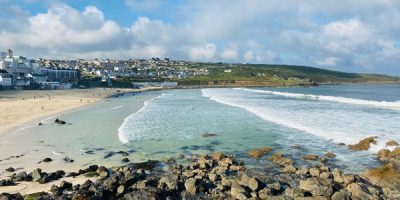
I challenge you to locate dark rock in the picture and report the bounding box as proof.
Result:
[54,118,66,125]
[59,181,72,190]
[123,188,162,200]
[63,157,74,163]
[0,179,15,186]
[122,158,130,163]
[43,158,52,162]
[5,167,15,172]
[0,193,23,200]
[32,168,43,181]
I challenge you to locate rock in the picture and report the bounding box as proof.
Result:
[0,193,23,200]
[267,182,281,191]
[303,154,319,160]
[283,165,297,174]
[346,183,376,200]
[299,177,333,197]
[63,157,74,163]
[184,178,197,196]
[284,187,304,198]
[123,188,161,200]
[295,167,309,175]
[54,118,66,125]
[386,140,399,147]
[342,174,355,185]
[212,152,226,161]
[268,153,294,167]
[202,132,217,137]
[158,174,179,191]
[240,174,260,191]
[13,172,31,182]
[117,185,125,196]
[122,158,130,163]
[348,137,377,151]
[39,175,51,184]
[324,152,336,158]
[97,166,109,178]
[32,168,43,181]
[231,183,249,200]
[319,172,331,179]
[43,158,52,162]
[377,149,390,161]
[332,168,344,183]
[5,167,15,172]
[248,147,272,158]
[309,168,320,177]
[59,181,72,190]
[364,164,400,190]
[208,173,218,182]
[0,179,15,186]
[258,188,272,199]
[331,189,350,200]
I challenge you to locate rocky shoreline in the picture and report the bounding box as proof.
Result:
[1,138,400,200]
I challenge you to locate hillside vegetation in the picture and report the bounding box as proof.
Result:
[174,64,400,87]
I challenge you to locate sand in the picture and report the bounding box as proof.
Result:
[0,87,161,137]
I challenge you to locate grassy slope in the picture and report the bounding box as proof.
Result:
[174,64,400,86]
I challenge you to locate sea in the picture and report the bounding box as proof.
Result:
[1,84,399,174]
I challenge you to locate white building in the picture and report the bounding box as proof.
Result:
[0,70,13,87]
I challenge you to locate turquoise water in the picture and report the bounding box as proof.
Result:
[1,84,400,174]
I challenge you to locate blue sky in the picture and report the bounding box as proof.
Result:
[0,0,399,75]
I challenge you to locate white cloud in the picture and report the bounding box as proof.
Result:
[1,0,400,74]
[189,43,217,61]
[221,47,238,60]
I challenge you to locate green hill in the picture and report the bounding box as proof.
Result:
[174,64,400,87]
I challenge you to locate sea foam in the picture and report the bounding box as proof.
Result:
[117,94,160,144]
[235,88,400,110]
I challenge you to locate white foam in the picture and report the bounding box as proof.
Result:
[117,94,160,144]
[235,88,400,110]
[110,105,123,110]
[202,89,397,152]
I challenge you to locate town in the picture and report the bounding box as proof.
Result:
[0,49,209,90]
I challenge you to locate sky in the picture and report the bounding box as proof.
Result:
[0,0,399,75]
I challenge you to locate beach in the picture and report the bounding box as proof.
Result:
[0,84,399,198]
[0,87,160,137]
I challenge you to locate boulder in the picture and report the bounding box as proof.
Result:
[5,167,15,172]
[348,137,377,151]
[363,164,400,190]
[283,165,297,174]
[377,149,390,161]
[309,168,320,177]
[346,183,377,200]
[258,188,272,199]
[268,153,294,167]
[299,177,333,197]
[0,193,23,200]
[32,168,43,181]
[158,174,179,191]
[54,118,66,125]
[303,154,319,160]
[122,158,130,163]
[212,152,226,161]
[184,178,197,196]
[123,188,161,200]
[59,181,72,190]
[331,189,350,200]
[386,140,399,147]
[117,185,125,196]
[324,152,336,158]
[43,158,52,162]
[284,187,304,198]
[239,174,260,191]
[231,182,249,200]
[248,147,272,158]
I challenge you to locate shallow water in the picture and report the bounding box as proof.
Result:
[1,84,399,176]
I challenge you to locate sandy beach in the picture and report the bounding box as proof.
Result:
[0,87,161,137]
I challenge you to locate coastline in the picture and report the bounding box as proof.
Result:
[0,87,162,138]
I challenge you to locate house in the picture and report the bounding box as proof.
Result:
[224,69,232,73]
[0,69,13,87]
